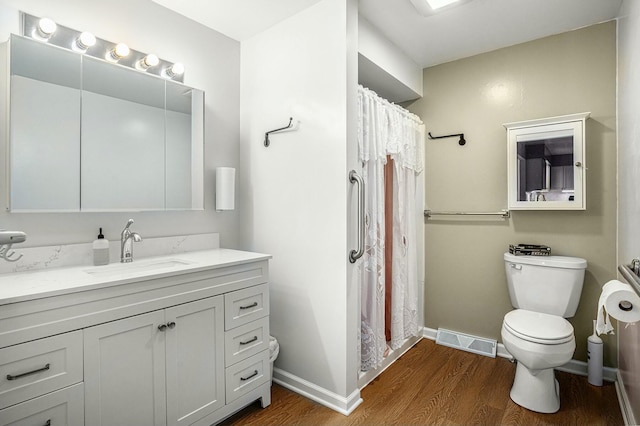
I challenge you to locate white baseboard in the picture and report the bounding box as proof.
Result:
[423,326,617,382]
[272,367,362,416]
[423,327,437,340]
[555,359,618,383]
[616,370,637,426]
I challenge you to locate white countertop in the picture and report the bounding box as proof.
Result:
[0,249,271,305]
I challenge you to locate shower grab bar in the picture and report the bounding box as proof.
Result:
[619,263,640,299]
[349,170,365,263]
[424,209,510,218]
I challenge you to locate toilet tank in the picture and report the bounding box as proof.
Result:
[504,252,587,317]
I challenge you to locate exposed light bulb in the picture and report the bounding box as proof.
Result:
[164,62,184,78]
[107,42,130,61]
[35,17,57,40]
[137,53,160,70]
[144,54,159,67]
[114,43,130,58]
[73,32,96,52]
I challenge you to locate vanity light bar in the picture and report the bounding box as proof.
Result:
[20,12,184,82]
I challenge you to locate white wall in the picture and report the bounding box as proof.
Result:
[358,16,422,103]
[0,0,241,247]
[239,0,361,413]
[616,0,640,422]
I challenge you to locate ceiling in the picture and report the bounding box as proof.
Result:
[151,0,623,68]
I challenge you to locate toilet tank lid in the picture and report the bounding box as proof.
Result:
[504,252,587,269]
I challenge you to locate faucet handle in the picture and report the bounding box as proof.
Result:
[124,219,134,229]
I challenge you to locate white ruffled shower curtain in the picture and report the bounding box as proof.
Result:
[357,85,424,371]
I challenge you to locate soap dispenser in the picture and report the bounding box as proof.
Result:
[93,228,110,266]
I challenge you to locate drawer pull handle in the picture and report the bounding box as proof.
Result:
[7,363,50,381]
[240,370,259,381]
[240,336,258,345]
[239,302,258,310]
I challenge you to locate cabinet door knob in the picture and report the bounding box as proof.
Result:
[575,161,582,167]
[167,321,176,329]
[158,324,167,331]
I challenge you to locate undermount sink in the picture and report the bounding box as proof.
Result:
[84,259,193,277]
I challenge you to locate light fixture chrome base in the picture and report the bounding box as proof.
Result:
[20,12,184,82]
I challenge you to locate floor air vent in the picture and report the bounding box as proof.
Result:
[435,328,497,358]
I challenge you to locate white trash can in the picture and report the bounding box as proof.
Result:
[269,336,279,384]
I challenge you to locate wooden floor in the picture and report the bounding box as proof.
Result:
[220,339,623,425]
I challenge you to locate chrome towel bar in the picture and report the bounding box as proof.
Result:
[424,209,510,219]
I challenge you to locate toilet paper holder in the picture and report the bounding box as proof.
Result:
[619,300,633,311]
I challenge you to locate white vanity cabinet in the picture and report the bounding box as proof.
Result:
[0,249,271,426]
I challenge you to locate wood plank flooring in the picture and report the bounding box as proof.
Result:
[220,339,623,425]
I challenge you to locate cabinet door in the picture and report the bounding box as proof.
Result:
[165,296,225,426]
[84,310,167,426]
[505,113,587,210]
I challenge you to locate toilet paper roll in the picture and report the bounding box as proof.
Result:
[215,167,235,211]
[596,279,640,335]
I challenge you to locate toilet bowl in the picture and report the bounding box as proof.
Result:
[501,309,575,413]
[502,253,586,414]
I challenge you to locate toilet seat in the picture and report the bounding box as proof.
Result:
[503,309,574,345]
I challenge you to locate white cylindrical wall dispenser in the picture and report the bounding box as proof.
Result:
[215,167,235,211]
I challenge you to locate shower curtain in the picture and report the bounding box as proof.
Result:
[357,85,424,371]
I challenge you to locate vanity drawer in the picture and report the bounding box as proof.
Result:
[225,317,269,367]
[0,331,83,410]
[0,383,84,426]
[225,350,269,403]
[224,284,269,330]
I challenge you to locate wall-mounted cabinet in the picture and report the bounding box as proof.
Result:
[3,34,204,212]
[504,112,590,210]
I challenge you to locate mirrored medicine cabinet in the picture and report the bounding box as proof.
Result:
[504,112,589,211]
[2,34,204,212]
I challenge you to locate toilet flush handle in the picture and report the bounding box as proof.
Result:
[510,263,522,270]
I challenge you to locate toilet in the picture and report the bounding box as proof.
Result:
[501,252,587,413]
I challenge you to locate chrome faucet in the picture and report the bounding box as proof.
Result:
[120,219,142,263]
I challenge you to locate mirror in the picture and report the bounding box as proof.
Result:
[505,113,589,210]
[7,35,204,212]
